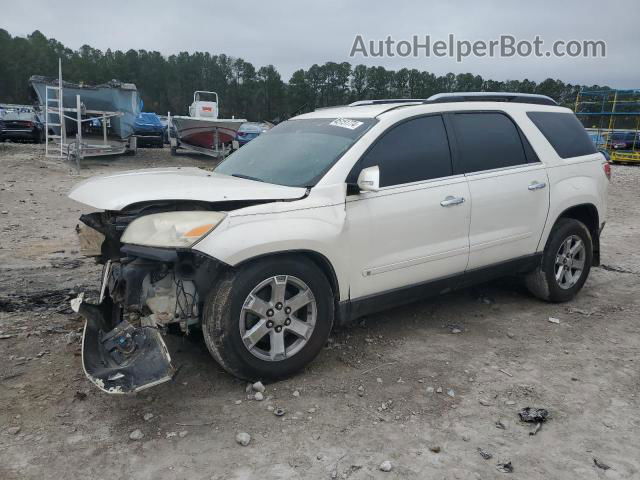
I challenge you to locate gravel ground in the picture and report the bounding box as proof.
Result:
[0,142,639,479]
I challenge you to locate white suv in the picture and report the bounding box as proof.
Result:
[70,92,609,393]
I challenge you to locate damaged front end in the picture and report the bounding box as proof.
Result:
[73,206,224,394]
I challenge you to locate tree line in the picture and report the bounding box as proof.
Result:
[0,29,611,122]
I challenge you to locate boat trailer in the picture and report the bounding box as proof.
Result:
[42,59,137,168]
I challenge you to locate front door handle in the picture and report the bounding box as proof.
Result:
[528,181,547,191]
[440,196,465,207]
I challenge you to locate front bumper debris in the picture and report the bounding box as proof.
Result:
[72,293,175,394]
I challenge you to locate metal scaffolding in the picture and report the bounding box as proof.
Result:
[575,88,640,163]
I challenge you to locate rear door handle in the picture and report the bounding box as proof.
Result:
[440,196,465,207]
[528,181,547,191]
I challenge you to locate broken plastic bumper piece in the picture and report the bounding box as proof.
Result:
[73,294,175,394]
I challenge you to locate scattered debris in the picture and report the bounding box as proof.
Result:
[234,400,242,405]
[593,458,611,471]
[495,420,507,430]
[447,389,455,398]
[499,369,513,377]
[178,430,188,438]
[0,334,15,339]
[0,288,96,314]
[496,461,514,473]
[175,420,215,427]
[429,445,441,453]
[448,324,463,333]
[74,391,87,401]
[548,317,560,324]
[143,413,154,421]
[518,407,549,423]
[359,362,396,375]
[479,399,493,406]
[129,429,144,441]
[252,381,265,393]
[379,460,393,472]
[567,307,595,316]
[165,431,177,439]
[235,432,251,446]
[478,448,493,460]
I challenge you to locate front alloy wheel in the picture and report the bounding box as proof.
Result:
[240,275,317,361]
[202,257,333,381]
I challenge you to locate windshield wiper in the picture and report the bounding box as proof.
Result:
[231,173,265,183]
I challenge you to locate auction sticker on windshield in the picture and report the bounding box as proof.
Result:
[330,118,364,130]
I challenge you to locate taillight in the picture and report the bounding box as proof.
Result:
[603,162,611,181]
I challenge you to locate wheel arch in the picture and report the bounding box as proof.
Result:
[234,249,342,303]
[548,203,601,265]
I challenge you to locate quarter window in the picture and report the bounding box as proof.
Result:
[527,111,597,159]
[359,115,453,187]
[451,112,529,174]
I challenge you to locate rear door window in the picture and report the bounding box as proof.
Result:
[527,111,597,158]
[359,115,453,187]
[450,112,529,174]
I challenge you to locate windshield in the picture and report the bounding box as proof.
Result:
[215,117,376,187]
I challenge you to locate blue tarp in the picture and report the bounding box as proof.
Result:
[134,112,163,133]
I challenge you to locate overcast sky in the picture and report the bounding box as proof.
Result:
[3,0,639,88]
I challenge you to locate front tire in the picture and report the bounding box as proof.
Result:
[202,256,334,381]
[525,218,593,302]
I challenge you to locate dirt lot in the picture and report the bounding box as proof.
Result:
[0,142,638,480]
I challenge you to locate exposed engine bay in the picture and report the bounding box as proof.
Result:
[72,200,255,393]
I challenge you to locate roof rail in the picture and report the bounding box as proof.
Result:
[426,92,558,106]
[349,99,426,106]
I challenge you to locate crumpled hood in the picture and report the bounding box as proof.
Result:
[69,167,306,211]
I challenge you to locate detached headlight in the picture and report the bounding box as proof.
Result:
[121,211,226,248]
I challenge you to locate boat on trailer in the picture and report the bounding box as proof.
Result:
[29,60,140,163]
[169,91,246,158]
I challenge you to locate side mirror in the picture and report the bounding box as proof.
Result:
[357,166,380,192]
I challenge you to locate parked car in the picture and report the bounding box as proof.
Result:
[606,131,640,150]
[0,111,44,143]
[69,92,609,394]
[133,112,164,147]
[235,122,270,146]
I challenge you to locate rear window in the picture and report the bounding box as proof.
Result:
[527,112,596,158]
[450,112,529,174]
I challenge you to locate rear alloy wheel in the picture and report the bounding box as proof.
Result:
[525,218,593,302]
[553,235,586,290]
[202,257,333,381]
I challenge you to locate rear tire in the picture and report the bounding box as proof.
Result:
[525,218,593,302]
[202,256,334,381]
